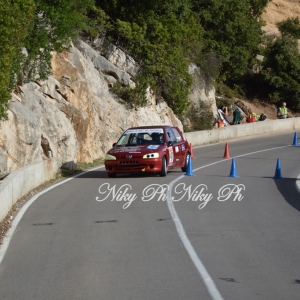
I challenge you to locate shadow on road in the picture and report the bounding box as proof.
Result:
[77,170,112,178]
[76,169,182,179]
[274,178,300,212]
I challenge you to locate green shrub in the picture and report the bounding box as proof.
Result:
[110,79,148,108]
[261,36,300,110]
[0,0,35,120]
[183,100,214,132]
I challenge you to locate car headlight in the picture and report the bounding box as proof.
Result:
[143,153,159,159]
[105,154,116,160]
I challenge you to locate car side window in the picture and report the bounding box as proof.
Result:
[166,129,176,144]
[130,133,138,144]
[171,128,183,143]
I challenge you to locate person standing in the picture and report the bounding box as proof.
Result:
[277,102,289,119]
[232,108,241,124]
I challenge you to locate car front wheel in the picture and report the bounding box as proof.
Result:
[159,156,167,177]
[107,173,116,178]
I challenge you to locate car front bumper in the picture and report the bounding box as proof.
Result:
[105,158,163,174]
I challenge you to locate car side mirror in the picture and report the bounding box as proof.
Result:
[112,143,117,147]
[168,141,173,146]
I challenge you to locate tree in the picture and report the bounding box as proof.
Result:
[192,0,269,83]
[22,0,94,82]
[96,0,205,114]
[261,37,300,110]
[0,0,35,120]
[0,0,96,120]
[83,6,112,40]
[277,17,300,39]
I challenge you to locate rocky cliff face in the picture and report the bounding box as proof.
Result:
[0,39,215,173]
[262,0,300,36]
[1,0,296,175]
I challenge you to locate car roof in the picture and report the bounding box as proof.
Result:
[127,125,175,130]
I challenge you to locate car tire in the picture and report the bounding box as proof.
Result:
[107,173,116,178]
[159,156,167,177]
[181,153,190,172]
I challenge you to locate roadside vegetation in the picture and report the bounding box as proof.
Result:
[60,158,104,177]
[1,0,300,124]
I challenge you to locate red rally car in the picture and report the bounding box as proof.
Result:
[104,126,191,177]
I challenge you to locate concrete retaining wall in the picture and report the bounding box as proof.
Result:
[0,158,59,222]
[1,117,300,223]
[184,118,300,146]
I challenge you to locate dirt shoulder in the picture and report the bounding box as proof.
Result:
[231,99,300,123]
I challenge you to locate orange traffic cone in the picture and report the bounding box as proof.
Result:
[190,143,195,159]
[223,142,231,159]
[218,120,225,128]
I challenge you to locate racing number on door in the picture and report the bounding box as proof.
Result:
[169,147,174,164]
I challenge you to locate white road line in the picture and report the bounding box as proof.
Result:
[166,144,295,300]
[0,166,103,265]
[1,143,299,299]
[167,178,224,300]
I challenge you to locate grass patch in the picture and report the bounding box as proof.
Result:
[77,158,104,170]
[59,158,105,178]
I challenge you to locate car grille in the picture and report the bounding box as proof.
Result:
[119,155,143,159]
[115,164,148,170]
[119,160,139,165]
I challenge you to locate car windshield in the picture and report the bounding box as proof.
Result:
[116,128,164,146]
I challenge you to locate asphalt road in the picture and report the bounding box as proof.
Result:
[0,131,300,300]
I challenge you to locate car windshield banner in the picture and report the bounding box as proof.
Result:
[125,128,164,134]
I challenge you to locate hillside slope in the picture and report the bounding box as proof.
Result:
[262,0,300,36]
[234,99,299,124]
[235,0,300,121]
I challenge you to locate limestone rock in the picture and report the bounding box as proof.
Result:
[0,82,78,173]
[261,0,300,36]
[0,39,193,173]
[91,37,140,77]
[188,64,218,116]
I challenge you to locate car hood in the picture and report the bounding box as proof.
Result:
[108,144,164,155]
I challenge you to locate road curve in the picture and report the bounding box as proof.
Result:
[0,131,300,300]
